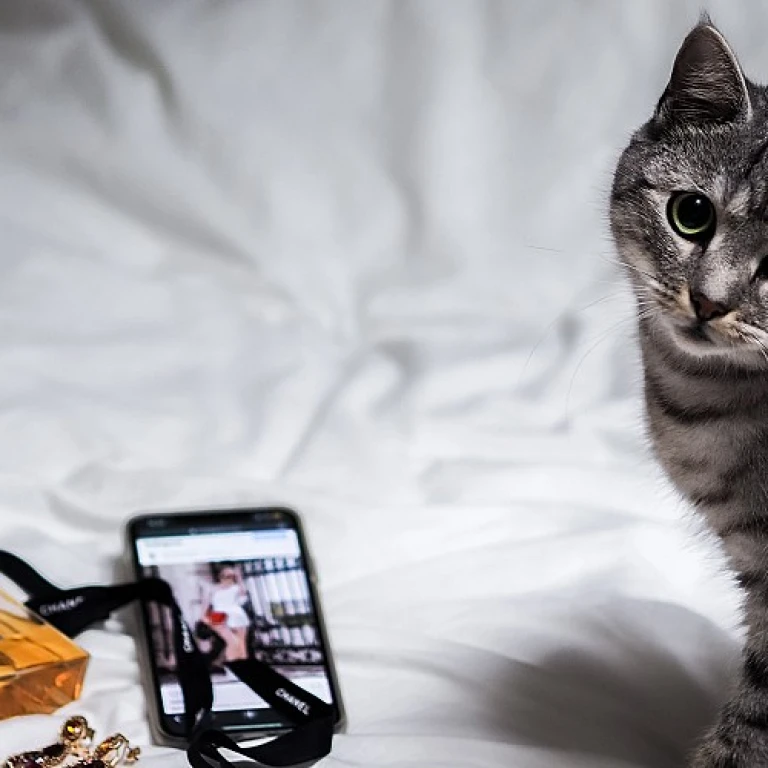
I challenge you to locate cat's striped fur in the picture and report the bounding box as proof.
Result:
[612,19,768,768]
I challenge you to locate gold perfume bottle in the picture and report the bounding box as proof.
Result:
[0,589,89,720]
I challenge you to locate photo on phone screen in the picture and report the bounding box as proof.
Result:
[129,508,342,737]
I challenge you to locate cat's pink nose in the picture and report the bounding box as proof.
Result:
[690,290,729,322]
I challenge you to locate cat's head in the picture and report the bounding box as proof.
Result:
[611,18,768,365]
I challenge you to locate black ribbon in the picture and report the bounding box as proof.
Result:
[0,551,335,767]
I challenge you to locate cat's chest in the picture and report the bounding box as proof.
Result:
[643,358,768,510]
[645,393,758,465]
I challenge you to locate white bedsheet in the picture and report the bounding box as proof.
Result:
[0,2,762,766]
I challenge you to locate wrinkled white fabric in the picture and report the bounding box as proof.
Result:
[0,2,761,766]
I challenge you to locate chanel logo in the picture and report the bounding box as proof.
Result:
[180,620,195,654]
[38,596,85,616]
[275,687,311,716]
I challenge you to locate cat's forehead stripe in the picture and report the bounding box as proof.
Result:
[727,183,752,217]
[711,175,728,203]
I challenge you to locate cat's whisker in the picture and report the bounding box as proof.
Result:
[747,334,768,367]
[734,325,768,367]
[614,260,672,292]
[613,259,680,303]
[614,258,657,282]
[739,323,768,345]
[636,308,658,323]
[563,307,656,422]
[591,278,635,291]
[596,251,631,271]
[756,341,768,368]
[517,291,634,388]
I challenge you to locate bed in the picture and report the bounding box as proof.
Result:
[0,2,761,766]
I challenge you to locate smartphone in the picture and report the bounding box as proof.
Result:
[126,506,345,747]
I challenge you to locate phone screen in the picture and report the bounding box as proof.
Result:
[129,508,341,737]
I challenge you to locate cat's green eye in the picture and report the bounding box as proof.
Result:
[667,192,716,240]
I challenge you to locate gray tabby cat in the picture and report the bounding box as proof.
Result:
[611,18,768,768]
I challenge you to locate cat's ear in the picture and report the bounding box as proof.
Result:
[655,20,751,127]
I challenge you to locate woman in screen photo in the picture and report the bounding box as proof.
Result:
[202,564,250,662]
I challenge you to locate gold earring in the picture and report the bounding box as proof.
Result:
[4,715,94,768]
[73,734,140,768]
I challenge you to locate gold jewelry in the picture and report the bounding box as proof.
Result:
[3,717,139,768]
[4,715,94,768]
[61,716,96,758]
[74,734,141,768]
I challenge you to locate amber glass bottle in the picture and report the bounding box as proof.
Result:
[0,590,88,719]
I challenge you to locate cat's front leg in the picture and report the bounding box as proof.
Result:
[689,616,768,766]
[690,692,768,767]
